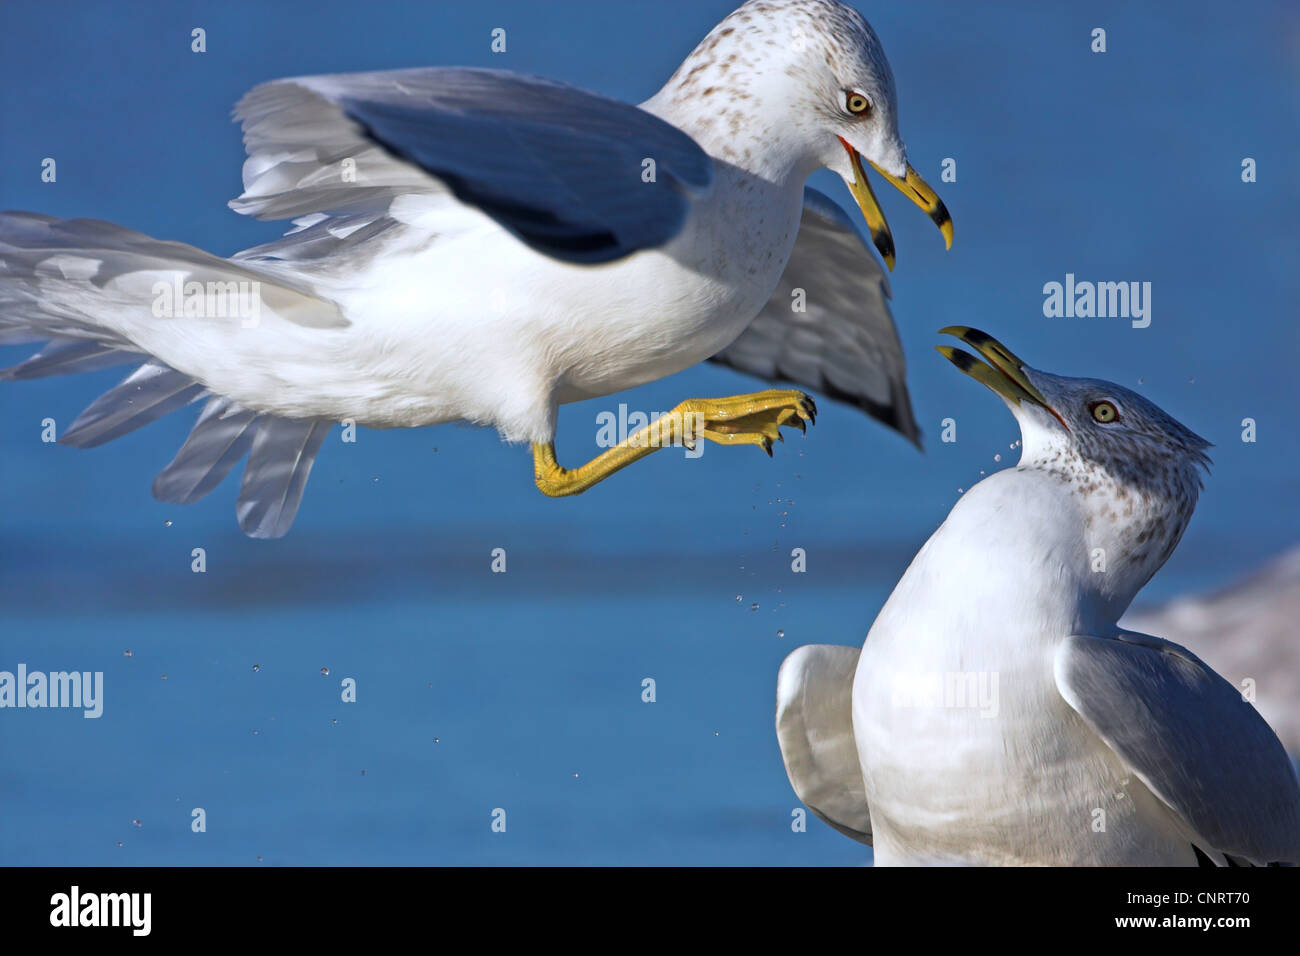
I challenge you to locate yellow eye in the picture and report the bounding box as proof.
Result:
[1090,401,1119,424]
[846,92,872,115]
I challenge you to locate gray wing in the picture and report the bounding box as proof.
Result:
[775,644,872,845]
[230,67,714,264]
[1121,546,1300,755]
[1055,631,1300,865]
[710,187,919,445]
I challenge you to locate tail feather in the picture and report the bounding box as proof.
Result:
[1,211,339,537]
[237,419,331,539]
[0,337,139,380]
[60,362,207,449]
[153,397,261,506]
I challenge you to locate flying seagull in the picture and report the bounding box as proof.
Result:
[0,0,950,537]
[776,327,1300,865]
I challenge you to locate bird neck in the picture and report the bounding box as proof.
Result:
[640,88,818,188]
[639,12,826,188]
[1017,446,1200,625]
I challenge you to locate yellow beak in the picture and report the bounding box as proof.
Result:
[840,137,954,271]
[936,326,1069,431]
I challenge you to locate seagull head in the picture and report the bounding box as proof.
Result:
[791,1,954,271]
[652,0,952,269]
[937,326,1212,608]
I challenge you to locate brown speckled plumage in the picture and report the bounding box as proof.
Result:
[1019,369,1212,598]
[650,0,900,167]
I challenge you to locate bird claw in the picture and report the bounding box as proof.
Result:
[694,390,815,457]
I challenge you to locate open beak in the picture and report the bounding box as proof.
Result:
[839,137,953,271]
[936,326,1069,431]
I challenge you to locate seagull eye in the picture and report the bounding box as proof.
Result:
[1089,401,1120,424]
[845,92,872,116]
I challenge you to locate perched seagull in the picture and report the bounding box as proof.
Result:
[776,328,1300,865]
[0,0,950,537]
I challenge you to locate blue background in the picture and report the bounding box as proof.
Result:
[1,0,1297,865]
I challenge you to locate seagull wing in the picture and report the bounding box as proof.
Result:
[230,67,714,264]
[776,644,873,845]
[1055,631,1300,865]
[709,187,919,445]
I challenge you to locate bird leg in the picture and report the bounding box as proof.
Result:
[533,389,816,497]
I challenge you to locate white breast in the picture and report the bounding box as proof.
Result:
[245,164,805,442]
[851,470,1197,864]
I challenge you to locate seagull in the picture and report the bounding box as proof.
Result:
[776,327,1300,865]
[0,0,950,537]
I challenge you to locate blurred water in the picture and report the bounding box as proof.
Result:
[0,0,1297,864]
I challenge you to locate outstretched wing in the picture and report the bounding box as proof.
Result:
[1055,631,1300,865]
[775,643,872,845]
[710,187,919,445]
[230,67,714,264]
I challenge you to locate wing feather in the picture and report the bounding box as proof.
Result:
[1055,631,1300,864]
[711,187,918,443]
[776,643,873,845]
[230,67,714,264]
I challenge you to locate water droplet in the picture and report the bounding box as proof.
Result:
[251,664,260,672]
[331,718,337,725]
[256,855,263,863]
[320,667,330,676]
[123,650,133,658]
[433,737,440,743]
[159,674,167,681]
[360,769,367,776]
[713,731,719,737]
[116,841,124,848]
[131,819,142,828]
[252,729,260,736]
[993,454,1001,462]
[371,476,380,483]
[750,603,759,611]
[777,629,785,638]
[735,595,742,603]
[163,520,173,528]
[572,772,579,779]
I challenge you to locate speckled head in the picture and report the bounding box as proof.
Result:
[644,0,952,267]
[938,325,1212,607]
